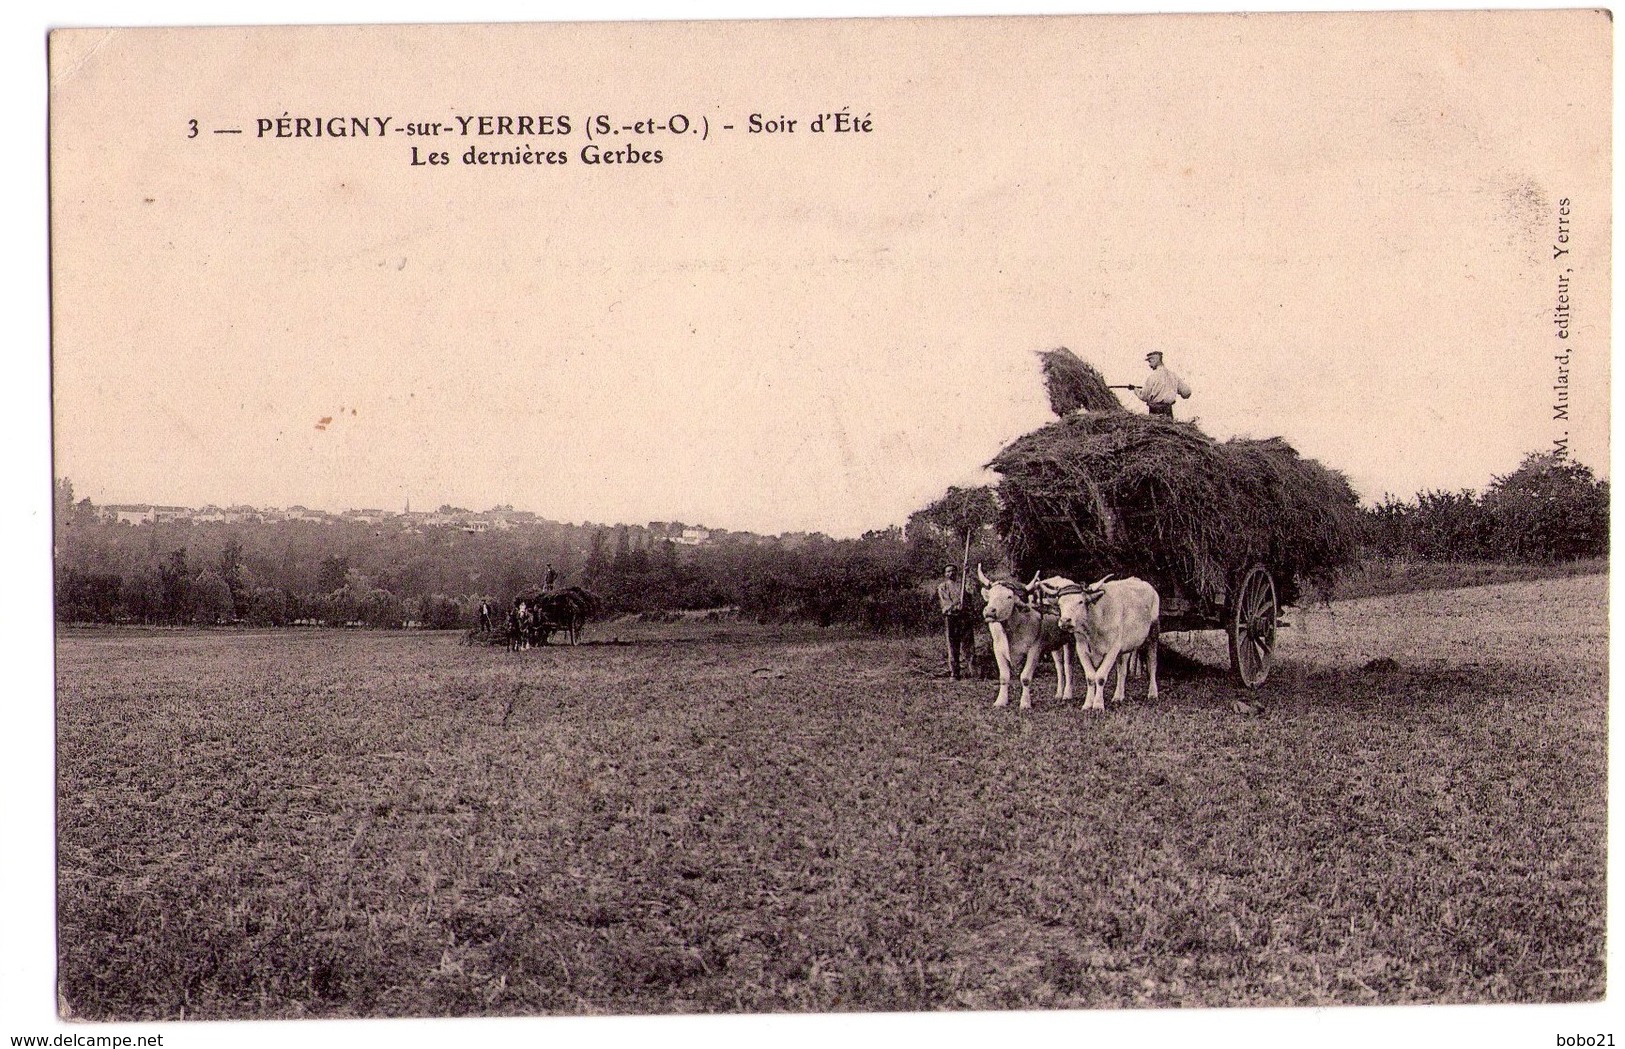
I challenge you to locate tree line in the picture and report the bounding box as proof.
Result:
[1363,452,1608,563]
[53,451,1605,630]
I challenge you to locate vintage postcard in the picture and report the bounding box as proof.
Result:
[42,10,1610,1044]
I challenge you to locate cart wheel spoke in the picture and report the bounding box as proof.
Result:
[1254,581,1274,621]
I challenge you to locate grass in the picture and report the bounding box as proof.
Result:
[55,575,1607,1018]
[1321,556,1608,602]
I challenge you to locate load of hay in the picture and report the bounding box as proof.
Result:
[1039,347,1123,415]
[990,353,1364,610]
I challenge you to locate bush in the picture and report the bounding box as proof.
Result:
[56,568,123,623]
[119,569,164,625]
[191,570,236,625]
[421,595,465,630]
[860,587,936,634]
[243,587,290,627]
[1483,453,1608,561]
[1407,488,1492,561]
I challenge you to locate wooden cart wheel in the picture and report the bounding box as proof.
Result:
[1226,566,1278,688]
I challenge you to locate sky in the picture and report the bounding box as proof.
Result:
[47,11,1610,537]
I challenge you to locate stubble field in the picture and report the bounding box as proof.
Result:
[55,574,1607,1019]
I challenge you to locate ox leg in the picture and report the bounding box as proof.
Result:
[1018,648,1039,710]
[1095,643,1124,708]
[1053,647,1073,701]
[1114,652,1130,704]
[1145,629,1160,700]
[991,628,1012,707]
[1074,641,1105,711]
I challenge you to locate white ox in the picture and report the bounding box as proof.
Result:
[1035,575,1161,711]
[976,566,1074,710]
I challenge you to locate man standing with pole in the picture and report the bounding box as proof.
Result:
[937,532,975,680]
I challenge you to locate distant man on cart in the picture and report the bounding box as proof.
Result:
[937,564,975,680]
[1135,350,1192,417]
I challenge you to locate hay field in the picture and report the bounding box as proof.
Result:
[56,574,1606,1019]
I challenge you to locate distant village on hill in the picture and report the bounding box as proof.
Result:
[74,494,837,551]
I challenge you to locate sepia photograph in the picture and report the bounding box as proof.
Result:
[22,3,1613,1044]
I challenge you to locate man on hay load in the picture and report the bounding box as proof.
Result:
[1133,350,1192,417]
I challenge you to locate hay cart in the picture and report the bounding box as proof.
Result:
[511,586,597,648]
[1018,509,1288,688]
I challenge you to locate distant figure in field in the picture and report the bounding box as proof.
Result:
[937,564,975,681]
[543,563,558,591]
[479,600,492,634]
[1135,350,1191,418]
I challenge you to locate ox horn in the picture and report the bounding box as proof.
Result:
[976,563,992,587]
[1088,573,1116,590]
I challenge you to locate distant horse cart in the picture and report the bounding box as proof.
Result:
[510,586,600,648]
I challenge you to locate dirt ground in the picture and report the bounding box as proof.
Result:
[55,574,1607,1018]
